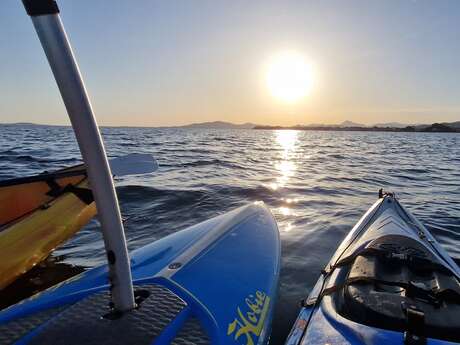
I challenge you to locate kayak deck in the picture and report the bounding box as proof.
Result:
[286,193,460,345]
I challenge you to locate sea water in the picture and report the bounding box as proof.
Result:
[1,124,459,343]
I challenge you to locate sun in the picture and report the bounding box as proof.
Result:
[265,52,314,103]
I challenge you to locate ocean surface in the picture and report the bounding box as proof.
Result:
[1,125,460,343]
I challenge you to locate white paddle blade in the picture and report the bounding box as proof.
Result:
[109,153,158,176]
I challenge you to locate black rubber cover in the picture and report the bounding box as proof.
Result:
[333,235,460,342]
[22,0,59,16]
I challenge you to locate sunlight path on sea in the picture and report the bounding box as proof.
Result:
[271,130,300,233]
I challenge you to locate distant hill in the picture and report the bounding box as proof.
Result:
[301,120,365,128]
[339,120,366,127]
[421,123,458,133]
[254,120,460,133]
[0,122,48,127]
[444,121,460,129]
[301,123,336,128]
[373,122,411,128]
[178,121,256,129]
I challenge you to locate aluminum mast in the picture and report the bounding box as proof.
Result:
[21,0,135,311]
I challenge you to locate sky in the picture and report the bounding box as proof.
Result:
[0,0,459,126]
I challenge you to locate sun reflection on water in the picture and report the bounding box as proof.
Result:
[284,223,293,232]
[277,130,298,157]
[279,207,292,216]
[270,130,299,190]
[270,130,300,233]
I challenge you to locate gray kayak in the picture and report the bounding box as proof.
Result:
[286,191,460,345]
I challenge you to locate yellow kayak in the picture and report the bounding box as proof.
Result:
[0,166,96,290]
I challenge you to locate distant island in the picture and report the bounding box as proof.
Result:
[1,122,51,127]
[177,120,460,132]
[176,121,257,129]
[254,121,460,133]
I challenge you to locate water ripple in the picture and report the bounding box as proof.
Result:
[0,125,459,343]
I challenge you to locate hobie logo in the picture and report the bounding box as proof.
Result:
[227,291,270,345]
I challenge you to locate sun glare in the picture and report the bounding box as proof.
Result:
[265,52,314,103]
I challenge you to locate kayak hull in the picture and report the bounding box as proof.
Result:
[0,202,280,345]
[286,194,460,345]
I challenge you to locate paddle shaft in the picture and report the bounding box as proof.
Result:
[22,0,135,311]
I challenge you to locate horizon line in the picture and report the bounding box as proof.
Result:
[2,119,455,128]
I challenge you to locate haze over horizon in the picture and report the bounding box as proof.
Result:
[1,0,460,126]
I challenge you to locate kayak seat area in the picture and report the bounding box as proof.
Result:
[0,283,210,345]
[331,235,460,343]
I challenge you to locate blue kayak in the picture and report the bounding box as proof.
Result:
[0,203,280,345]
[286,191,460,345]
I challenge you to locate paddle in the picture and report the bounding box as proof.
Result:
[0,153,159,188]
[109,153,158,177]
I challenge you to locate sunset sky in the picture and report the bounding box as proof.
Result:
[1,0,459,126]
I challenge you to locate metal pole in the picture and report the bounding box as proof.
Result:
[22,0,135,311]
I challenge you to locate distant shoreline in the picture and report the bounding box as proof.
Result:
[1,121,459,133]
[254,123,459,133]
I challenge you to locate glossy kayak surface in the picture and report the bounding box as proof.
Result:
[0,166,96,290]
[0,202,280,345]
[286,193,460,345]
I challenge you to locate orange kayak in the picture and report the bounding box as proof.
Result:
[0,166,96,290]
